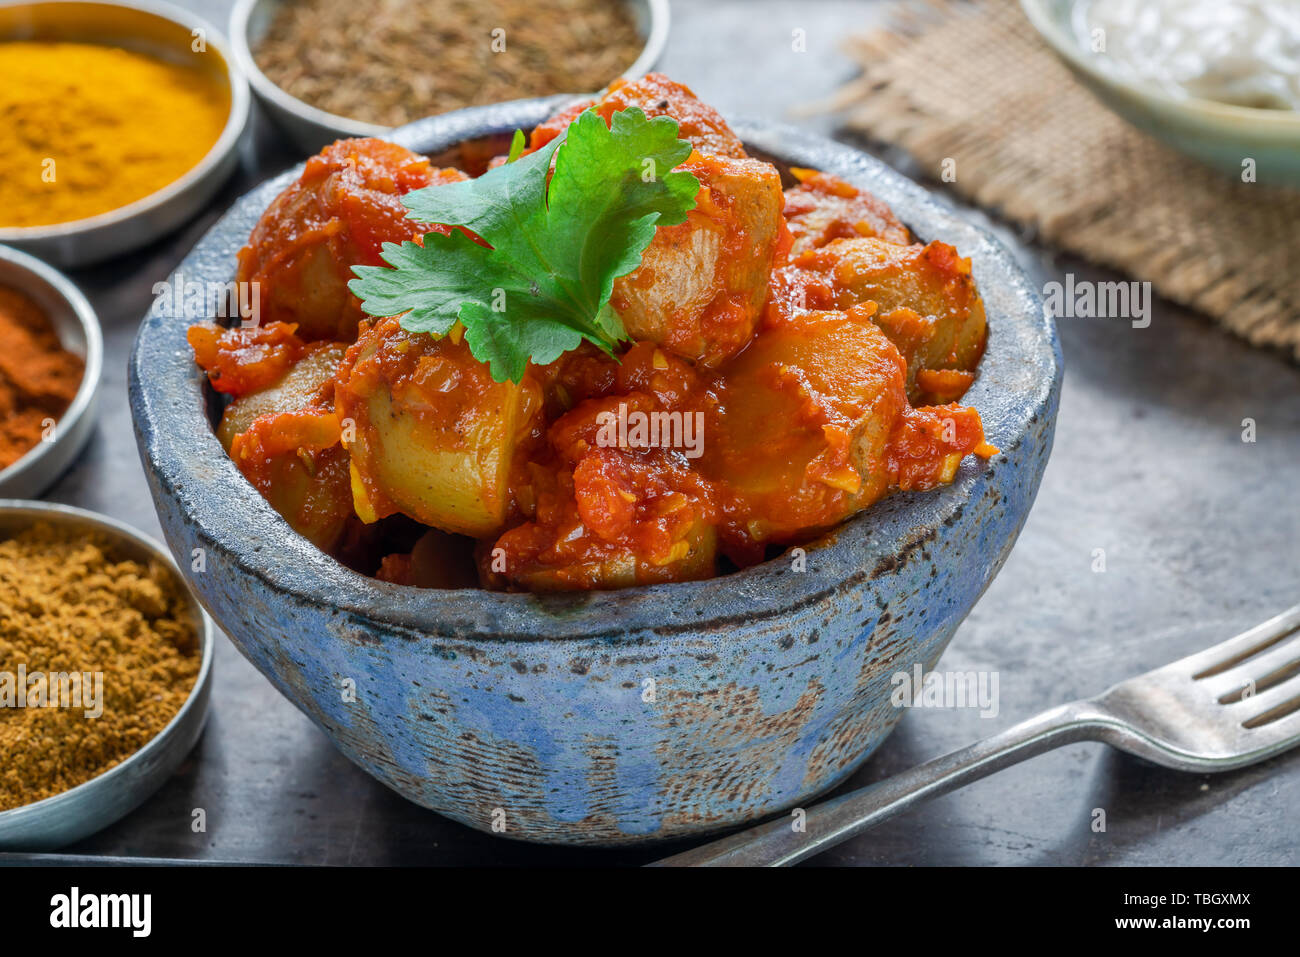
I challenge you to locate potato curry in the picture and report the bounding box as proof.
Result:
[188,74,996,592]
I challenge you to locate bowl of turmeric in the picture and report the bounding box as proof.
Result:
[0,0,250,267]
[0,244,102,499]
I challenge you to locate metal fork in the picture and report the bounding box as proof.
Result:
[652,603,1300,867]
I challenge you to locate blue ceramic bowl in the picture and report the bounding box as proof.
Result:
[129,99,1061,846]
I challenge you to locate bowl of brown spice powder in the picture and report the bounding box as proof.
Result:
[232,0,668,153]
[0,244,102,500]
[0,500,213,851]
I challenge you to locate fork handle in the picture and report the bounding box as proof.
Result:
[650,701,1105,867]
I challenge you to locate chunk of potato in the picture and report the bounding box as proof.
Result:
[799,237,987,402]
[334,317,541,538]
[219,343,353,552]
[700,308,909,550]
[235,138,466,341]
[529,73,748,159]
[236,442,355,553]
[611,151,786,367]
[593,74,748,158]
[783,169,911,254]
[217,343,346,451]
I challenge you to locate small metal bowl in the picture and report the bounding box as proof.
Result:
[0,245,102,499]
[231,0,670,154]
[0,500,214,852]
[0,0,251,267]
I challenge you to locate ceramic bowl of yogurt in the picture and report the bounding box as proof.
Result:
[1022,0,1300,185]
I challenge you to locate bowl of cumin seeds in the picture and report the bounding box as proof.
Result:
[232,0,668,153]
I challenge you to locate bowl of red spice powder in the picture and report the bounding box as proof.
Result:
[0,244,102,498]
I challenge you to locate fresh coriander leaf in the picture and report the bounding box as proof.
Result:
[505,129,526,164]
[544,108,698,309]
[347,107,700,382]
[460,302,584,384]
[347,238,464,336]
[398,135,562,248]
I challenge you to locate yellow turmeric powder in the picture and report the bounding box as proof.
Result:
[0,42,230,229]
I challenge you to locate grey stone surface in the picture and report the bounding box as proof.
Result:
[20,0,1298,865]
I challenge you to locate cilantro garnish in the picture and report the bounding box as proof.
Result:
[348,107,701,382]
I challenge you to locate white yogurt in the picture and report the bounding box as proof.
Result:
[1074,0,1300,110]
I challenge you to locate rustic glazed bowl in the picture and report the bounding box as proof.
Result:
[129,98,1061,846]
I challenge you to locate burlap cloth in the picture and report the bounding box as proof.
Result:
[828,0,1300,360]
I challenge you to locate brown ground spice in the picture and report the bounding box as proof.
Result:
[0,522,200,812]
[254,0,644,127]
[0,285,84,469]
